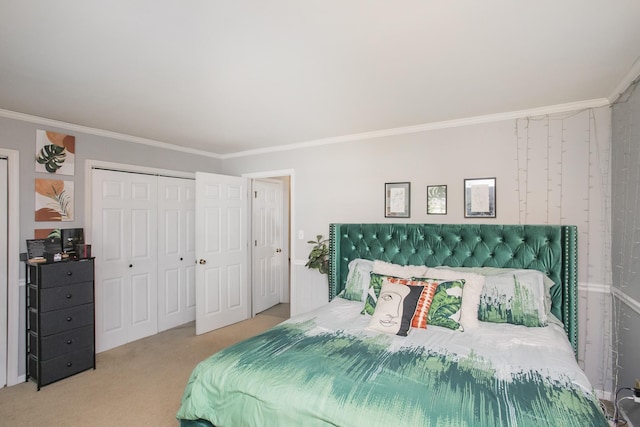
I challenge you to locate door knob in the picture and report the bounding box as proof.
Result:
[276,248,282,253]
[199,259,207,265]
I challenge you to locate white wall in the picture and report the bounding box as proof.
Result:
[222,106,613,394]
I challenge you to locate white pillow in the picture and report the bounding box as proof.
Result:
[372,260,428,279]
[422,267,485,330]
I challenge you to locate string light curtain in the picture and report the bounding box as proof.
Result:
[515,108,613,396]
[611,77,640,410]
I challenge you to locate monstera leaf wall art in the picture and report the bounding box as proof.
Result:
[35,130,75,175]
[35,178,74,221]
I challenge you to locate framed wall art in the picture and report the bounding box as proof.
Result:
[385,182,410,218]
[427,185,447,215]
[35,178,74,221]
[35,130,75,175]
[464,177,496,218]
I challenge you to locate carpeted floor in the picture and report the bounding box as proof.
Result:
[0,304,289,426]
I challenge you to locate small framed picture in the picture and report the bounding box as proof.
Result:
[464,178,496,218]
[385,182,410,218]
[427,185,447,215]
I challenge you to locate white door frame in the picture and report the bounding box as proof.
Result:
[242,169,295,314]
[0,156,7,387]
[1,148,20,386]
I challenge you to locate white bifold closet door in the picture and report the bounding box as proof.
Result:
[93,169,195,352]
[93,169,158,352]
[157,176,196,332]
[0,157,8,387]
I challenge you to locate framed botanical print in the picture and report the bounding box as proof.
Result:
[427,185,447,215]
[385,182,410,218]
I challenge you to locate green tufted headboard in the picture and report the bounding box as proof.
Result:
[328,223,578,354]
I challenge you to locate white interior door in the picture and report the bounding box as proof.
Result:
[92,169,158,352]
[195,172,249,335]
[157,176,196,332]
[252,179,284,314]
[0,157,7,387]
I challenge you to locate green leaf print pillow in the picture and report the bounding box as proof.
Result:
[477,270,548,327]
[411,277,465,331]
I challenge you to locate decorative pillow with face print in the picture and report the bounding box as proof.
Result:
[362,273,407,316]
[367,281,437,336]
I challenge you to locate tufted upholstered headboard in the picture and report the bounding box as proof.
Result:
[328,223,578,354]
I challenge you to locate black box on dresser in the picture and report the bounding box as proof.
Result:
[26,258,95,390]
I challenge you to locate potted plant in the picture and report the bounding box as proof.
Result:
[305,234,329,275]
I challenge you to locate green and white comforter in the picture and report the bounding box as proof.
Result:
[177,298,607,427]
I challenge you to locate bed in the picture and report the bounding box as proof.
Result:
[176,223,608,427]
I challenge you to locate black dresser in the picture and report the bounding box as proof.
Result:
[26,258,95,390]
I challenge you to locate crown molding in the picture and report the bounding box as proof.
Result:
[2,98,610,161]
[0,108,221,159]
[609,55,640,104]
[220,98,611,159]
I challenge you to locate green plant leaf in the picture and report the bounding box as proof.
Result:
[36,144,67,173]
[47,228,61,239]
[305,234,329,275]
[45,185,72,220]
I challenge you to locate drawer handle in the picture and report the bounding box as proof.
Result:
[67,339,73,345]
[66,362,73,367]
[66,316,73,322]
[67,271,73,276]
[66,294,73,299]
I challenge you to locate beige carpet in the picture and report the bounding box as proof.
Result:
[0,304,289,427]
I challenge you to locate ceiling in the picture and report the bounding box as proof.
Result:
[1,1,639,157]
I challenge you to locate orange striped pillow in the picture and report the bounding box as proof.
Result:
[410,283,438,329]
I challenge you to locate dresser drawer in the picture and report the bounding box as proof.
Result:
[30,304,94,336]
[30,325,94,360]
[29,282,93,312]
[29,260,94,288]
[29,347,94,387]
